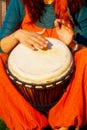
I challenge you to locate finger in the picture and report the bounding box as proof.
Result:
[54,19,61,29]
[26,38,48,50]
[22,40,36,50]
[33,32,48,45]
[34,36,48,48]
[28,33,48,48]
[55,19,70,28]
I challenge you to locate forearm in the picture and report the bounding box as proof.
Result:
[0,31,19,53]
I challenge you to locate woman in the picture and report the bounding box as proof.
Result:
[0,0,87,130]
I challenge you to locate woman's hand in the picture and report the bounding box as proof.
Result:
[54,19,74,45]
[14,29,48,50]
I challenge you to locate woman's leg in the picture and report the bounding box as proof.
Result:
[0,53,48,130]
[48,48,87,129]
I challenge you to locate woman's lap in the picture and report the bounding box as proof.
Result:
[0,48,87,129]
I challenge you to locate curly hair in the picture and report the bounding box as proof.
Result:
[21,0,86,23]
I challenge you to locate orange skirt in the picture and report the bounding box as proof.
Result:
[0,53,48,130]
[48,48,87,129]
[0,48,87,130]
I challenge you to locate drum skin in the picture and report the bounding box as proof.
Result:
[6,38,74,112]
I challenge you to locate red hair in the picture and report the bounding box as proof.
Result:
[68,0,85,15]
[54,0,69,21]
[21,0,45,22]
[54,0,85,24]
[21,0,85,24]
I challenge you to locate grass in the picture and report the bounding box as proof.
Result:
[0,118,9,130]
[0,118,87,130]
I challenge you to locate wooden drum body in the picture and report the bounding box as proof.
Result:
[6,38,74,112]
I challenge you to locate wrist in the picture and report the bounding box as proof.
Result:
[68,40,79,52]
[14,29,21,42]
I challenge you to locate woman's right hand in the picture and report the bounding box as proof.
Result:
[14,29,48,50]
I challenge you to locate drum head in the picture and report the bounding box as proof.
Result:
[7,38,74,86]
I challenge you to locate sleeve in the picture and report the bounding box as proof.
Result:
[74,6,87,46]
[0,0,25,40]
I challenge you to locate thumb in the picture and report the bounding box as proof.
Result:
[54,19,61,30]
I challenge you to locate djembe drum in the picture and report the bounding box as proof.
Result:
[6,38,74,112]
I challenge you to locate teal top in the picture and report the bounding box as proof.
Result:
[0,0,87,47]
[74,6,87,46]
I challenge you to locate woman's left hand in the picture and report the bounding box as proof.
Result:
[54,19,74,45]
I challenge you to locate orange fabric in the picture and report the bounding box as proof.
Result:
[21,7,58,38]
[0,4,87,130]
[0,49,87,130]
[0,53,48,130]
[48,48,87,129]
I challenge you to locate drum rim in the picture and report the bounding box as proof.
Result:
[6,58,74,89]
[7,39,74,83]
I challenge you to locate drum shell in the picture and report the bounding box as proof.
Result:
[6,38,74,112]
[6,65,74,113]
